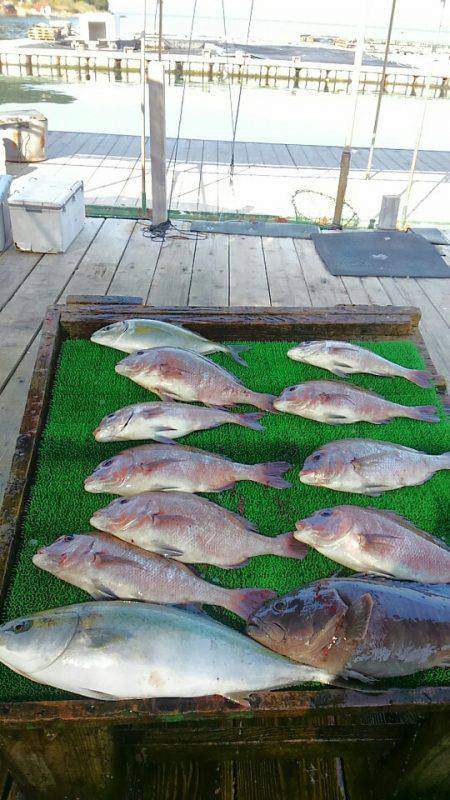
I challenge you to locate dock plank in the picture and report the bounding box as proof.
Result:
[108,222,162,299]
[0,218,103,392]
[229,235,269,305]
[189,233,229,307]
[147,224,196,306]
[262,237,312,306]
[63,218,135,297]
[294,240,350,306]
[0,249,42,311]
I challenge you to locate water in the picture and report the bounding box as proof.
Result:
[0,16,74,40]
[0,73,449,151]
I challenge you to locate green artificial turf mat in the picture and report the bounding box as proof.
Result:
[1,338,449,701]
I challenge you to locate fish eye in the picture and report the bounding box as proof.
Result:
[106,413,115,419]
[13,620,32,634]
[63,534,75,542]
[272,600,286,613]
[136,350,145,356]
[286,386,296,392]
[320,510,332,517]
[102,459,113,467]
[119,498,130,505]
[312,454,322,461]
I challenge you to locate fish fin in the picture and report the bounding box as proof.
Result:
[152,431,178,444]
[208,482,236,492]
[373,509,450,550]
[250,461,292,489]
[327,368,352,379]
[235,412,265,432]
[77,687,122,700]
[407,405,440,423]
[150,541,184,558]
[225,588,277,620]
[406,369,434,389]
[89,584,119,601]
[345,592,373,643]
[358,532,399,555]
[364,488,387,497]
[272,531,308,560]
[323,414,354,423]
[221,692,251,708]
[157,392,177,402]
[370,419,391,425]
[338,670,378,686]
[220,558,251,569]
[227,344,250,367]
[223,508,258,531]
[170,602,206,615]
[83,628,128,649]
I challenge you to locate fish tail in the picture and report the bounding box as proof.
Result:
[405,405,440,423]
[436,452,450,471]
[249,461,292,489]
[224,587,276,620]
[250,392,277,412]
[271,531,308,560]
[405,368,434,388]
[227,344,250,367]
[235,411,265,431]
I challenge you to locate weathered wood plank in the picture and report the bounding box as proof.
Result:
[147,224,196,306]
[0,248,42,312]
[294,240,351,306]
[0,339,39,503]
[189,233,229,307]
[229,235,269,305]
[341,277,371,305]
[262,237,312,306]
[235,757,347,800]
[108,223,162,299]
[125,759,234,800]
[0,218,103,392]
[63,218,135,298]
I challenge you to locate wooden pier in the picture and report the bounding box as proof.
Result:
[0,44,448,96]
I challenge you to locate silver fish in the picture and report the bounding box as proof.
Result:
[90,491,306,568]
[294,505,450,582]
[247,576,450,681]
[91,317,249,366]
[300,438,450,495]
[0,602,332,700]
[273,380,439,424]
[115,347,275,412]
[94,402,264,443]
[85,443,292,495]
[32,533,276,620]
[288,341,433,388]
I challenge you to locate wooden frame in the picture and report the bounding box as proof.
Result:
[0,298,449,800]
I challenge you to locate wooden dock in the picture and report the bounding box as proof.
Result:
[7,131,450,225]
[0,218,449,505]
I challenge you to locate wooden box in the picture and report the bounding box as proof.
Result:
[0,297,449,800]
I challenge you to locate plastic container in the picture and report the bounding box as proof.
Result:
[0,110,48,163]
[8,178,85,253]
[0,174,13,252]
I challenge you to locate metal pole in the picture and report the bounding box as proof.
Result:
[366,0,397,178]
[333,0,368,226]
[401,0,446,226]
[158,0,163,61]
[140,0,148,213]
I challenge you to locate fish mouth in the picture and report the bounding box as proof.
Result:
[114,362,130,377]
[84,476,107,494]
[272,399,285,412]
[93,427,111,442]
[299,469,316,483]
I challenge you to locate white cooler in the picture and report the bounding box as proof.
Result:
[0,174,13,252]
[8,178,85,253]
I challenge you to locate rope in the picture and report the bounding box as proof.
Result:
[221,0,235,139]
[167,0,198,213]
[140,218,203,242]
[229,0,254,178]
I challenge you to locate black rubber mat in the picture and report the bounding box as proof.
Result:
[312,230,450,278]
[409,227,449,246]
[190,220,319,238]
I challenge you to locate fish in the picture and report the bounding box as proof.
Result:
[114,347,275,412]
[299,438,450,495]
[273,380,439,425]
[90,491,306,568]
[93,402,264,443]
[90,317,250,366]
[85,443,292,496]
[32,533,276,620]
[247,576,450,682]
[293,506,450,583]
[0,602,333,700]
[287,341,434,388]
